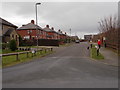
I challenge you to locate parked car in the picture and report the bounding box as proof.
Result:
[75,40,80,43]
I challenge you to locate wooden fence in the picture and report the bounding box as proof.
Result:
[1,48,53,61]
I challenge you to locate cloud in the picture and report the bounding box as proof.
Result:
[1,2,118,38]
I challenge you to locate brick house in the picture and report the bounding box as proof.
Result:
[17,20,46,40]
[0,17,19,46]
[57,29,67,40]
[43,25,58,40]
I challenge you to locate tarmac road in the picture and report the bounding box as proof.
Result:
[2,42,118,88]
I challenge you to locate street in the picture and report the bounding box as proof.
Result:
[2,42,118,88]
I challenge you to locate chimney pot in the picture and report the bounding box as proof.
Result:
[58,29,61,32]
[22,24,26,26]
[31,20,35,24]
[46,25,49,28]
[51,27,54,30]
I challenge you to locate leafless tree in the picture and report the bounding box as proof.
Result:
[98,15,118,33]
[97,14,119,50]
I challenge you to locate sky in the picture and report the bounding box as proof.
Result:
[1,2,118,39]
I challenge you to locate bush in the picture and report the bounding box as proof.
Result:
[2,43,9,49]
[9,40,17,51]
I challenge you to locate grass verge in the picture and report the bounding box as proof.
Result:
[90,46,104,60]
[2,50,54,68]
[59,43,73,47]
[2,49,24,54]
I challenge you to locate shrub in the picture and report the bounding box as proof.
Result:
[9,39,17,51]
[2,43,9,49]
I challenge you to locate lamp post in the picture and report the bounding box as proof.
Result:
[69,28,71,43]
[35,3,41,47]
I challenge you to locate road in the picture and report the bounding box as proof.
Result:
[3,42,118,88]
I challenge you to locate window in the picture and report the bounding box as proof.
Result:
[16,35,17,41]
[12,34,14,39]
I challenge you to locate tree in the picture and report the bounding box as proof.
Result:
[98,15,118,33]
[9,39,17,51]
[97,15,118,50]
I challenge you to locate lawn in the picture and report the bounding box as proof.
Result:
[2,50,53,67]
[2,49,24,54]
[0,49,2,54]
[90,45,104,60]
[59,43,73,47]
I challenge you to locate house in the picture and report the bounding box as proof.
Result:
[71,36,79,42]
[57,29,65,40]
[17,20,46,40]
[0,17,19,46]
[43,25,58,40]
[58,29,68,40]
[84,35,92,41]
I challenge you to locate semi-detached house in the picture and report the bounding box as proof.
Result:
[43,25,59,40]
[17,20,46,40]
[0,17,19,46]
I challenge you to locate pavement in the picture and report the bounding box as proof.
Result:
[2,42,118,88]
[100,47,119,66]
[92,43,119,67]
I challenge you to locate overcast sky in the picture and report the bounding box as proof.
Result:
[1,2,118,38]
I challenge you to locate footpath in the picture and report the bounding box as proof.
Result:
[92,43,119,67]
[100,47,119,66]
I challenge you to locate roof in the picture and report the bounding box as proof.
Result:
[17,23,43,30]
[57,31,65,35]
[43,27,57,33]
[4,28,14,36]
[71,36,79,39]
[0,17,18,28]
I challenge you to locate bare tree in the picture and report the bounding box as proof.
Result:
[98,15,118,33]
[97,14,118,50]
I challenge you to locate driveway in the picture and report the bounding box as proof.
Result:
[2,42,118,88]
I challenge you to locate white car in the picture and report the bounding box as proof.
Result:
[75,40,80,43]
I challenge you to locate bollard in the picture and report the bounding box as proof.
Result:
[90,44,92,48]
[16,54,19,60]
[87,47,89,50]
[51,48,53,51]
[40,50,42,54]
[27,52,29,58]
[45,49,47,53]
[97,48,99,56]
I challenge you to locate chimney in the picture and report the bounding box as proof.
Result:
[58,29,61,32]
[22,24,26,26]
[65,32,66,34]
[31,20,35,24]
[46,25,49,28]
[51,27,54,30]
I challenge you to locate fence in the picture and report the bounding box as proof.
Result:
[21,39,59,46]
[92,29,118,50]
[1,48,53,61]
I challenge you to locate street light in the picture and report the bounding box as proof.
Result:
[69,28,71,43]
[35,3,41,47]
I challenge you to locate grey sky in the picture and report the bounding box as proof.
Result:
[1,2,118,38]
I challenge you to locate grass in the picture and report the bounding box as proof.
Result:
[90,45,104,60]
[0,49,2,54]
[19,46,36,48]
[2,49,24,54]
[59,43,73,47]
[2,50,53,67]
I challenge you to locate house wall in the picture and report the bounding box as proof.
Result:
[10,30,19,46]
[2,25,19,46]
[17,29,46,40]
[2,25,15,35]
[46,32,58,40]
